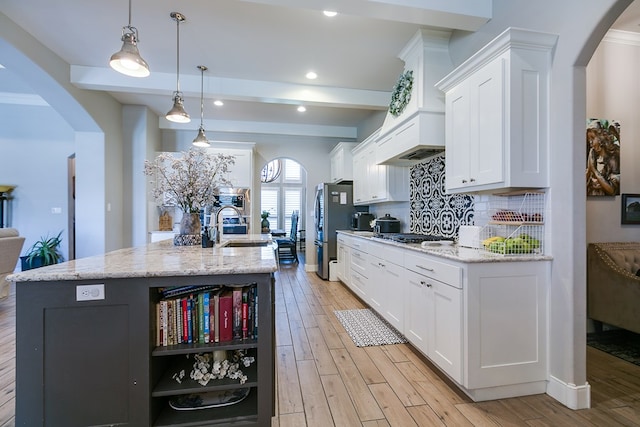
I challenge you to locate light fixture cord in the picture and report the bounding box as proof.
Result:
[200,67,205,126]
[175,18,181,93]
[128,0,132,27]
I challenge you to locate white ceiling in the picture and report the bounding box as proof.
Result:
[0,0,638,139]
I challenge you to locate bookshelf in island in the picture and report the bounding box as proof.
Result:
[10,237,277,426]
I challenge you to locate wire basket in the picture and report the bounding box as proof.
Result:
[478,191,546,256]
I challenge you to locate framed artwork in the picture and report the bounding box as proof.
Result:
[586,118,620,197]
[621,194,640,224]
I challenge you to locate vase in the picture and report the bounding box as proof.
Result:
[180,212,202,235]
[261,218,270,233]
[174,212,203,246]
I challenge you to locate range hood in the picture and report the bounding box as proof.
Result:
[376,29,453,166]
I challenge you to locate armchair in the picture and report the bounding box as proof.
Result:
[0,228,25,299]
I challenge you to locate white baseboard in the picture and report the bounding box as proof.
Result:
[304,263,317,273]
[547,375,591,409]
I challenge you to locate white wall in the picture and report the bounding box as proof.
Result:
[586,36,640,243]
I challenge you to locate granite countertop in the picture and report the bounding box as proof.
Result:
[8,233,278,283]
[337,230,552,263]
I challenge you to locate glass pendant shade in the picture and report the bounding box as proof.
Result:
[192,126,209,147]
[166,93,190,123]
[110,31,150,77]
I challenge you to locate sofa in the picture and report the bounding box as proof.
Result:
[0,228,25,299]
[587,242,640,334]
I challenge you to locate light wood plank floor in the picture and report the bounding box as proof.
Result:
[1,255,640,426]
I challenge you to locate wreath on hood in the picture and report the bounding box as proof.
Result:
[389,70,413,117]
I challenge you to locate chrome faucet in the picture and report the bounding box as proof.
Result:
[213,205,246,243]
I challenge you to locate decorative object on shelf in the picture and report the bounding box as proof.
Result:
[20,230,64,271]
[169,388,251,411]
[144,148,235,245]
[192,65,211,147]
[586,118,620,197]
[621,193,640,224]
[109,0,150,77]
[172,349,255,387]
[165,12,190,123]
[261,210,270,233]
[388,69,413,117]
[158,206,173,231]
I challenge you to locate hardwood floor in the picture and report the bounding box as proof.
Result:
[1,256,640,426]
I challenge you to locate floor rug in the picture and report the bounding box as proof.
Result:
[334,309,407,347]
[587,329,640,367]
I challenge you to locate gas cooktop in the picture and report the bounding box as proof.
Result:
[374,233,454,244]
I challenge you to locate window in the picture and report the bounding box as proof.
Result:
[261,158,306,235]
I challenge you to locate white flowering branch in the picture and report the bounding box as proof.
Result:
[144,148,236,213]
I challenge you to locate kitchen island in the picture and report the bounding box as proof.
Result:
[9,234,277,427]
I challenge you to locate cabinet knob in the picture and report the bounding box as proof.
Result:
[378,262,385,267]
[426,283,432,288]
[470,178,476,182]
[420,280,426,286]
[462,179,467,183]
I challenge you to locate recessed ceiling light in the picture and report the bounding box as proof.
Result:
[323,10,337,17]
[306,71,317,80]
[214,100,224,106]
[297,106,306,113]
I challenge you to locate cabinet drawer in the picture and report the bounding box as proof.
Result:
[351,249,368,278]
[369,241,403,266]
[405,252,462,289]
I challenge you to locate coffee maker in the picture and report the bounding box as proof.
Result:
[351,212,375,231]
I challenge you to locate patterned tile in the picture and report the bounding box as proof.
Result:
[409,154,474,238]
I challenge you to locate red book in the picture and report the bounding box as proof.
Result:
[219,293,233,342]
[182,298,188,343]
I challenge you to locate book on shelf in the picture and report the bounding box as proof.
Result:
[219,291,233,342]
[232,288,242,340]
[155,283,258,347]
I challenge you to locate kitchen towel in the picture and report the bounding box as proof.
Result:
[334,308,407,347]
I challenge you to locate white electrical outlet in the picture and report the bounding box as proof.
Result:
[76,284,105,301]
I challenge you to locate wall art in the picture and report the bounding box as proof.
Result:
[586,118,620,197]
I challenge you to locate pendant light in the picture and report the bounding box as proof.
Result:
[192,65,210,147]
[109,0,150,77]
[166,12,190,123]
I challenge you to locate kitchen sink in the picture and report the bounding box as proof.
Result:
[221,240,270,247]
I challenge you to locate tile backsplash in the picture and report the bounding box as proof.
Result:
[409,153,474,238]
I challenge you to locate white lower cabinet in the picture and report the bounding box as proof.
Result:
[368,242,405,332]
[335,232,549,401]
[336,235,351,287]
[405,253,463,383]
[463,261,549,400]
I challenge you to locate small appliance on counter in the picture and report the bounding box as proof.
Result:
[373,214,401,233]
[351,212,375,231]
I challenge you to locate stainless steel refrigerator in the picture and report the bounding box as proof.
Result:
[314,182,353,279]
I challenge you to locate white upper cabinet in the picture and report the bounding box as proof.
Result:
[206,144,254,189]
[436,28,558,194]
[330,142,358,183]
[352,130,409,205]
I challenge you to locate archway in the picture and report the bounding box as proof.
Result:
[260,157,307,251]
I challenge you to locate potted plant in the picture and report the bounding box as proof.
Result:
[261,211,270,233]
[21,231,64,271]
